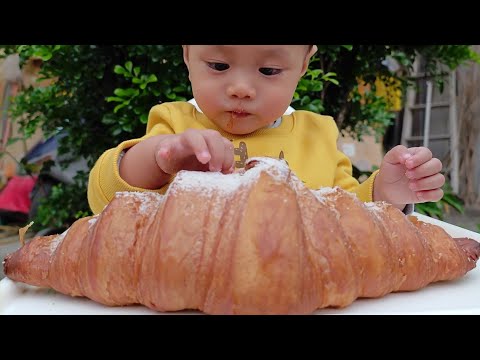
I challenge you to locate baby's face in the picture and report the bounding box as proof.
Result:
[183,45,314,135]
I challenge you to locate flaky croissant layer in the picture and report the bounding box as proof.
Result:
[4,158,480,314]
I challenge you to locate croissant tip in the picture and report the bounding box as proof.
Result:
[3,255,10,275]
[454,237,480,263]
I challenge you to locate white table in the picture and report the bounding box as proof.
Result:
[1,212,479,315]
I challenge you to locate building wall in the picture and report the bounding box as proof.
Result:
[456,45,480,208]
[337,133,383,174]
[0,56,45,181]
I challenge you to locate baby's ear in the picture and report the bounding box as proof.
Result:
[182,45,192,81]
[182,45,190,70]
[301,45,318,76]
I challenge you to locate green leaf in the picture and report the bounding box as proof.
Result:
[122,123,133,132]
[309,69,323,78]
[140,114,148,123]
[114,103,127,113]
[133,67,141,77]
[114,88,139,97]
[301,95,311,105]
[416,202,444,219]
[106,96,124,103]
[323,72,337,77]
[101,114,116,125]
[112,128,122,136]
[114,88,127,97]
[311,83,324,92]
[147,74,158,83]
[114,65,127,75]
[441,194,464,213]
[125,61,133,73]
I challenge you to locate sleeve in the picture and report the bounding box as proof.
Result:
[87,105,176,214]
[332,148,379,203]
[321,114,378,203]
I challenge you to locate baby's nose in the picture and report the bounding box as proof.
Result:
[227,83,256,99]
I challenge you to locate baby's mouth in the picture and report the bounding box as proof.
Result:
[230,110,251,119]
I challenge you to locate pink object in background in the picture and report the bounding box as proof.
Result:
[0,175,37,214]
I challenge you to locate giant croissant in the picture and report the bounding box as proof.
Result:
[3,158,480,314]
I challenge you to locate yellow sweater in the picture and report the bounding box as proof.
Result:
[88,102,378,214]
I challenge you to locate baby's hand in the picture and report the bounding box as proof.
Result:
[155,129,234,175]
[374,145,445,207]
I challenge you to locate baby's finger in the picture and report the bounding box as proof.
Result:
[404,147,433,170]
[415,188,444,203]
[405,158,443,180]
[382,144,409,165]
[408,173,445,192]
[222,138,235,173]
[181,129,211,164]
[156,137,181,174]
[202,130,226,172]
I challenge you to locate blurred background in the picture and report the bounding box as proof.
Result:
[1,45,479,279]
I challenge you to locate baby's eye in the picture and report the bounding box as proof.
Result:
[207,62,230,71]
[259,68,281,76]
